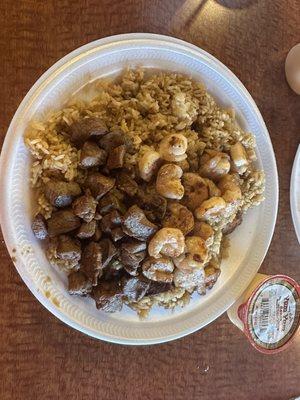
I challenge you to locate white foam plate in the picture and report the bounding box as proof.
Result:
[0,34,278,344]
[291,145,300,243]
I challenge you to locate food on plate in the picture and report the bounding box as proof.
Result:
[25,68,265,317]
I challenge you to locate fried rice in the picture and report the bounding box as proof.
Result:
[25,68,265,317]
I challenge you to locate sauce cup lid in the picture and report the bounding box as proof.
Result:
[238,275,300,354]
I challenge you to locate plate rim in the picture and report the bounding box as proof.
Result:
[290,144,300,244]
[0,33,279,344]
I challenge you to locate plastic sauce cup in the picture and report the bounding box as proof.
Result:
[227,274,300,354]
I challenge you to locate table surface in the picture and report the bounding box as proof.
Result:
[1,1,300,399]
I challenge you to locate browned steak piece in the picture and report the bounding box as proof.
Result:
[100,210,122,234]
[98,191,125,214]
[81,241,103,285]
[107,145,126,170]
[121,240,147,254]
[122,205,158,241]
[85,172,115,200]
[98,239,117,268]
[76,220,97,239]
[137,190,167,222]
[44,180,81,208]
[72,192,97,222]
[32,213,48,240]
[120,240,146,276]
[120,249,146,270]
[116,172,138,196]
[92,281,123,313]
[69,117,108,146]
[80,141,107,168]
[146,281,172,296]
[48,210,81,236]
[110,227,126,242]
[103,259,124,281]
[98,130,125,151]
[68,271,92,296]
[92,226,102,241]
[123,265,139,276]
[56,235,81,262]
[122,276,150,302]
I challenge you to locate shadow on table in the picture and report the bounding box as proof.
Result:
[170,0,258,34]
[214,0,259,9]
[182,0,209,28]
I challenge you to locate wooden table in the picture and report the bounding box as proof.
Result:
[1,1,300,399]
